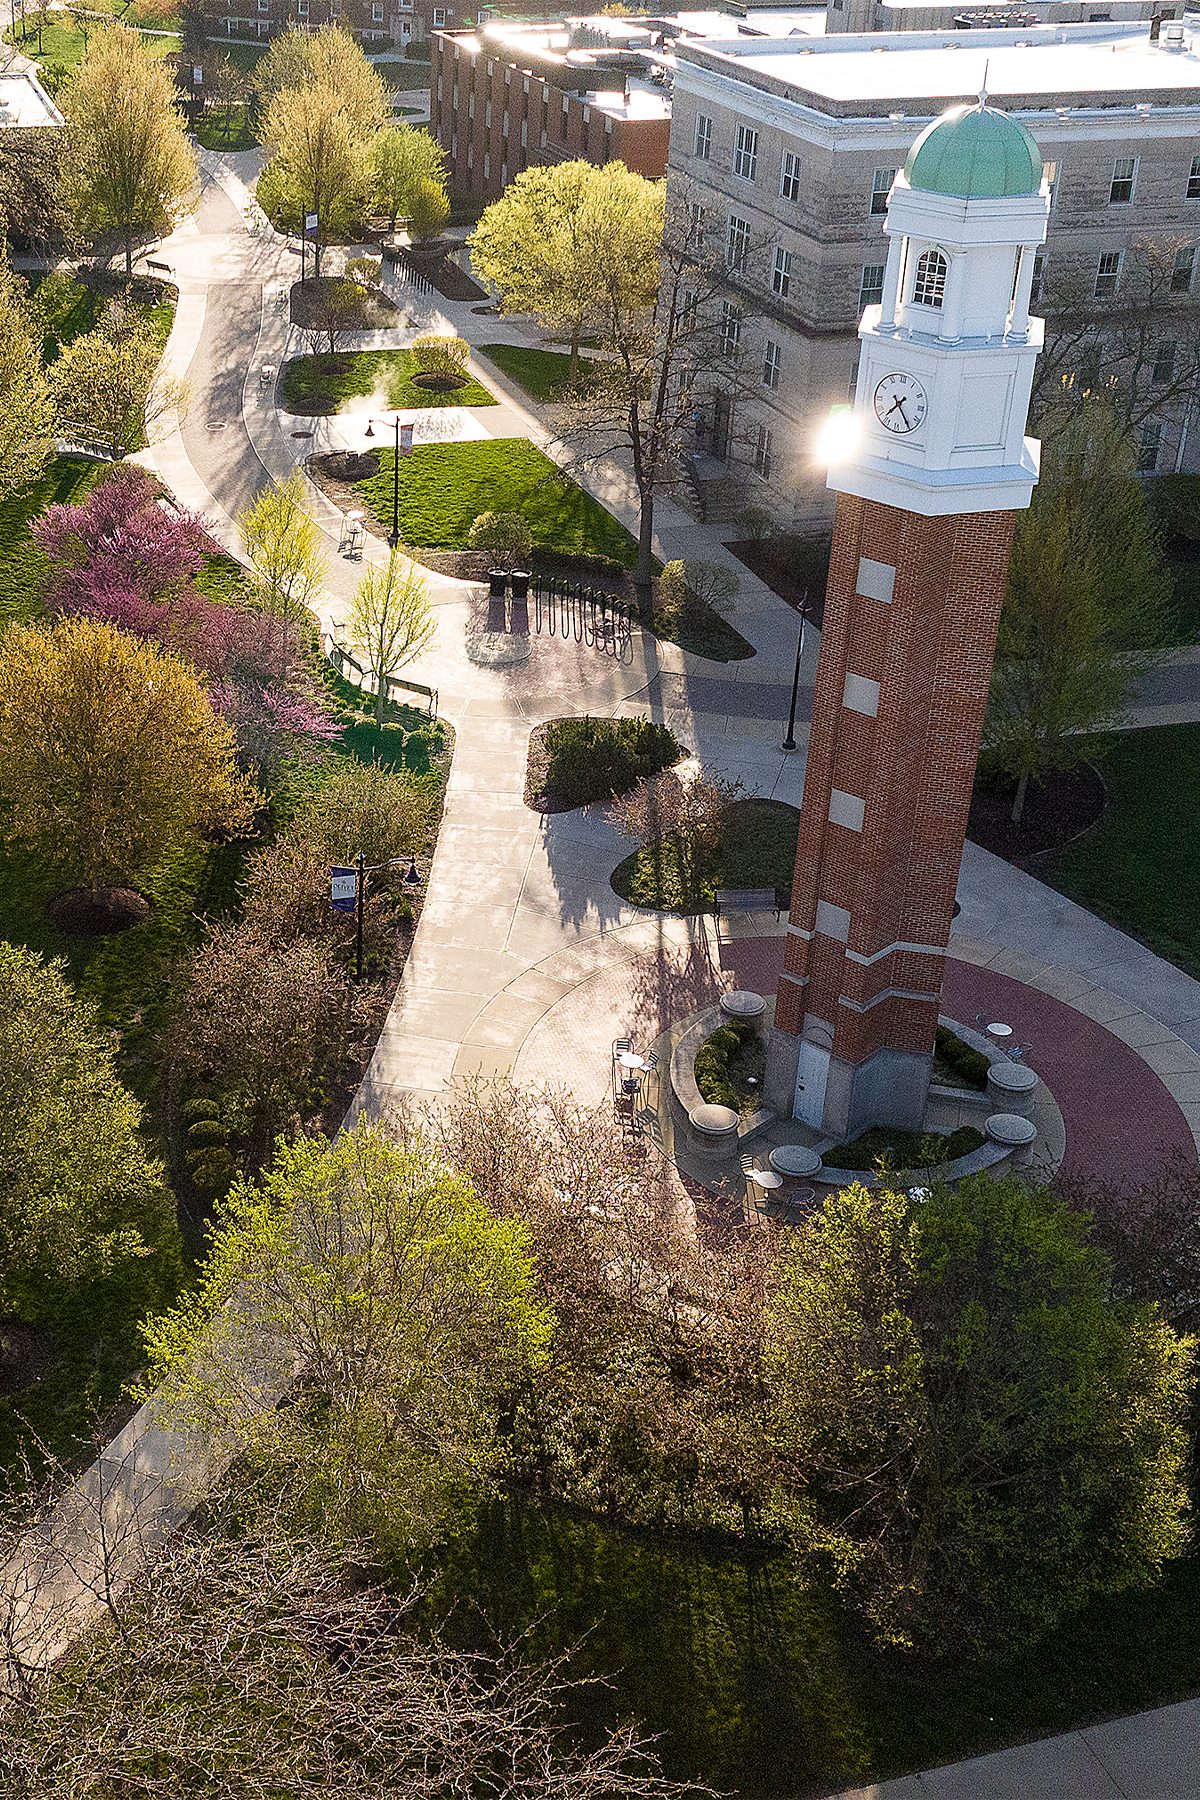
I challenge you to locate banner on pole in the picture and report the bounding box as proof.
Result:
[330,866,357,912]
[304,211,319,234]
[399,422,415,454]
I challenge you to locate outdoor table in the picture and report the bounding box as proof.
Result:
[747,1169,784,1193]
[985,1021,1013,1041]
[616,1053,648,1071]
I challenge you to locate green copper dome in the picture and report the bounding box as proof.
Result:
[903,103,1042,200]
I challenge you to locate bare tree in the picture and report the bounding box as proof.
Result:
[1031,234,1200,445]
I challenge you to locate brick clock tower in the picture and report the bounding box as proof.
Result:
[769,101,1051,1137]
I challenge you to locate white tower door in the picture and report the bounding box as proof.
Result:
[794,1040,830,1129]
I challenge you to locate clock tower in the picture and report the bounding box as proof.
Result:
[768,100,1051,1138]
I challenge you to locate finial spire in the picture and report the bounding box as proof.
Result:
[978,57,990,108]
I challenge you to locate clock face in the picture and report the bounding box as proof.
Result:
[873,372,928,436]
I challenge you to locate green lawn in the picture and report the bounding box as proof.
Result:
[7,16,181,74]
[416,1500,1200,1798]
[611,797,798,913]
[192,99,257,151]
[1045,725,1200,977]
[356,438,638,567]
[281,349,497,416]
[0,455,104,628]
[373,58,432,88]
[478,343,578,403]
[26,270,175,368]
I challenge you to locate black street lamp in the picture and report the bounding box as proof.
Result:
[781,591,811,753]
[342,851,423,983]
[364,414,403,549]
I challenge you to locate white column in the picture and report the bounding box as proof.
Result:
[878,236,904,331]
[1007,245,1036,341]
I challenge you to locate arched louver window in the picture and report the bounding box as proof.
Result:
[912,246,948,310]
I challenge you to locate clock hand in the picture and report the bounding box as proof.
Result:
[894,397,910,426]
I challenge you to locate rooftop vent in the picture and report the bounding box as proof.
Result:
[1162,19,1186,45]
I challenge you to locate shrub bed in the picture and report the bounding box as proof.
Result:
[694,1018,765,1115]
[524,715,684,813]
[823,1124,986,1171]
[933,1025,990,1092]
[280,348,495,415]
[611,797,798,915]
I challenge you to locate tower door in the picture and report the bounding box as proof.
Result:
[794,1039,830,1128]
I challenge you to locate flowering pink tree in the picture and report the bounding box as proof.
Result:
[33,465,210,611]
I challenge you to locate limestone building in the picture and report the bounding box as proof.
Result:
[668,19,1200,525]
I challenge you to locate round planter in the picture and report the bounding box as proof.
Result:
[986,1060,1039,1119]
[687,1102,740,1156]
[985,1111,1039,1168]
[720,989,767,1023]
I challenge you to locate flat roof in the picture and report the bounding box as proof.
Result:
[680,21,1200,108]
[0,65,64,127]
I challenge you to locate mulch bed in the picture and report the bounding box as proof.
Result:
[726,536,830,626]
[47,886,152,935]
[289,276,399,330]
[396,248,486,302]
[967,762,1108,865]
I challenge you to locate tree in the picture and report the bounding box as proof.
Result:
[0,255,54,501]
[0,943,177,1316]
[301,275,363,356]
[0,617,254,896]
[609,765,740,900]
[141,1120,554,1553]
[344,254,380,290]
[986,398,1173,820]
[166,921,359,1159]
[467,508,532,570]
[239,473,326,669]
[763,1174,1193,1654]
[259,80,366,277]
[346,552,435,722]
[471,162,620,384]
[206,53,251,145]
[410,333,468,379]
[48,300,184,458]
[0,1508,699,1798]
[406,172,450,245]
[32,462,207,608]
[58,25,196,277]
[369,121,446,232]
[1061,1155,1200,1332]
[1031,235,1200,445]
[0,128,72,251]
[256,23,389,136]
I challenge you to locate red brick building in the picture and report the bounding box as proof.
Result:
[768,102,1052,1136]
[431,16,672,204]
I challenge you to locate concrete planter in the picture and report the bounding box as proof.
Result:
[686,1102,740,1156]
[986,1060,1039,1119]
[985,1111,1039,1168]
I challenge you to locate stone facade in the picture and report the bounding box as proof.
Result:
[669,23,1200,527]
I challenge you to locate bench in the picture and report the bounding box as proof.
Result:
[713,888,784,936]
[143,259,171,274]
[385,674,438,718]
[328,640,438,720]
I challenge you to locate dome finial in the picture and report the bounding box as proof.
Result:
[977,56,990,110]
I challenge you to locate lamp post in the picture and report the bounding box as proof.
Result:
[364,414,405,549]
[781,591,811,753]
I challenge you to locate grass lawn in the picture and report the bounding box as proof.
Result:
[417,1499,1200,1798]
[356,437,638,567]
[373,59,432,88]
[25,270,175,368]
[0,455,104,628]
[8,16,180,74]
[281,349,497,416]
[478,343,578,403]
[192,100,257,151]
[1045,724,1200,977]
[611,796,798,913]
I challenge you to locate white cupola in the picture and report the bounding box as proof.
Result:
[830,98,1052,517]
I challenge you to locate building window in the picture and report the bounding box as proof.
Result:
[693,112,712,160]
[871,167,895,216]
[678,288,698,328]
[1030,246,1046,303]
[780,150,801,202]
[297,0,307,12]
[725,214,750,272]
[912,246,947,309]
[1171,245,1196,293]
[762,339,781,389]
[1189,155,1200,199]
[753,421,773,479]
[772,246,792,298]
[720,301,742,357]
[432,4,446,20]
[859,262,884,309]
[688,201,706,244]
[371,0,383,16]
[1042,159,1057,202]
[1109,156,1137,204]
[733,123,758,182]
[1153,341,1177,384]
[1094,250,1121,299]
[1138,418,1162,473]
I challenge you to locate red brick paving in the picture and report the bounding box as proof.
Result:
[720,937,1196,1190]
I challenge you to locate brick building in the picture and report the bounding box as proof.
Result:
[431,15,673,203]
[205,0,445,54]
[668,19,1200,526]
